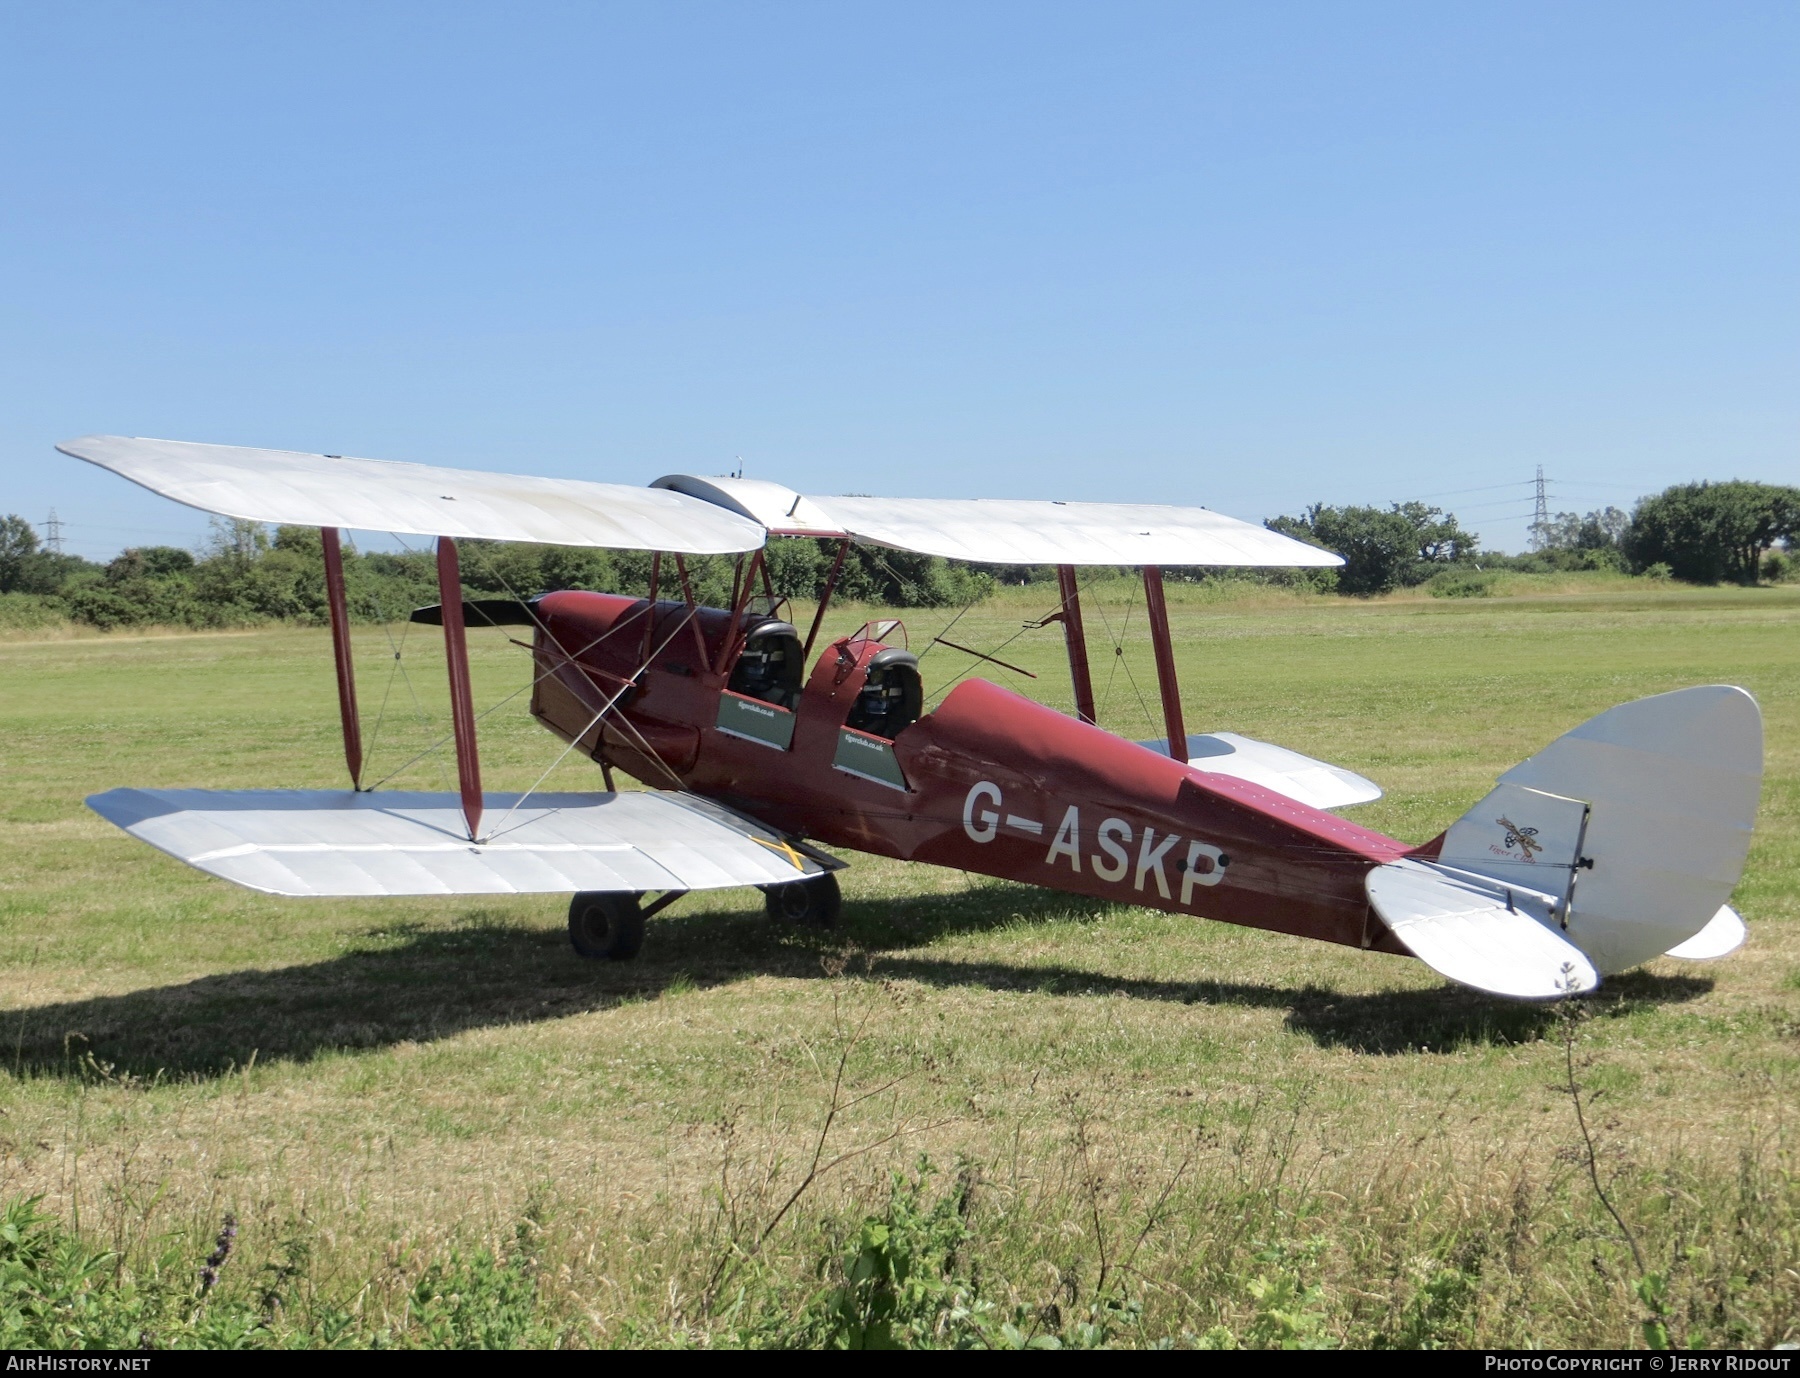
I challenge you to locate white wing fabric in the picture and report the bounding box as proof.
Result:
[1137,732,1383,810]
[61,436,766,554]
[1663,905,1748,961]
[87,788,839,897]
[1366,859,1598,999]
[814,495,1340,567]
[650,475,1340,568]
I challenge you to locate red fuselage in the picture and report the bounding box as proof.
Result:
[527,591,1413,955]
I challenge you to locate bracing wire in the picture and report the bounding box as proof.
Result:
[458,540,703,809]
[349,533,402,774]
[914,583,984,662]
[369,541,708,803]
[1087,579,1158,739]
[922,566,1108,710]
[466,537,731,816]
[482,653,660,840]
[357,533,452,792]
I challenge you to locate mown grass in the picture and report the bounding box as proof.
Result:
[0,578,1796,1347]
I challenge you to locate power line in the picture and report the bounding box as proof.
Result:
[1444,496,1544,514]
[42,509,63,554]
[1409,479,1536,500]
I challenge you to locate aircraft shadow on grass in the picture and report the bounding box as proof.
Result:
[6,885,1713,1080]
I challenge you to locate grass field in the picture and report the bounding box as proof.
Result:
[1,578,1797,1348]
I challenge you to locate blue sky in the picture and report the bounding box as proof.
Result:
[2,1,1794,558]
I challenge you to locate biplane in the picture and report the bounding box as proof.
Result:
[61,435,1761,1001]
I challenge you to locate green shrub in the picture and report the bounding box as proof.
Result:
[752,1162,1139,1350]
[401,1219,557,1349]
[0,1197,270,1349]
[1623,480,1800,584]
[0,592,66,630]
[1427,570,1497,599]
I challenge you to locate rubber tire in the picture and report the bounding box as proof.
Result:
[762,872,842,930]
[568,891,647,960]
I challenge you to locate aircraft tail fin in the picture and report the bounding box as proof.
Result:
[1413,685,1762,978]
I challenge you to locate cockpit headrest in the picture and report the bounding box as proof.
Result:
[744,619,801,644]
[866,647,919,673]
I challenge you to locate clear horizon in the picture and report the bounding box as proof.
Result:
[3,2,1794,561]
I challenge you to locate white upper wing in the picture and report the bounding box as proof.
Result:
[652,475,1339,567]
[818,495,1341,567]
[62,436,766,554]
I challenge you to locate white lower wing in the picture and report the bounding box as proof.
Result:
[87,789,841,898]
[1138,732,1382,811]
[1366,858,1598,999]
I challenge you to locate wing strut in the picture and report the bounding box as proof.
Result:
[321,527,364,789]
[1055,565,1097,725]
[803,538,851,658]
[714,548,767,675]
[436,537,484,841]
[1142,566,1187,760]
[641,552,662,663]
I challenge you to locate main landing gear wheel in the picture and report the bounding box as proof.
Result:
[568,891,646,960]
[761,872,842,930]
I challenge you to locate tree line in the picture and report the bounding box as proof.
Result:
[0,517,995,632]
[1263,479,1799,596]
[1,477,1794,630]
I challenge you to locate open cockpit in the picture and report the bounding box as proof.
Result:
[726,618,804,711]
[844,647,922,739]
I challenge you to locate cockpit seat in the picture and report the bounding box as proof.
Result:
[846,647,923,739]
[728,619,804,710]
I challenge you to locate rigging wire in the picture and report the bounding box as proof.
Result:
[1086,580,1158,739]
[914,581,984,662]
[482,606,710,839]
[366,596,707,795]
[366,536,713,809]
[356,532,452,793]
[920,566,1102,709]
[458,540,725,803]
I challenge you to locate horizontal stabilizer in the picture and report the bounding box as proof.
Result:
[1366,859,1598,999]
[1138,732,1382,810]
[88,788,841,898]
[1664,905,1747,961]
